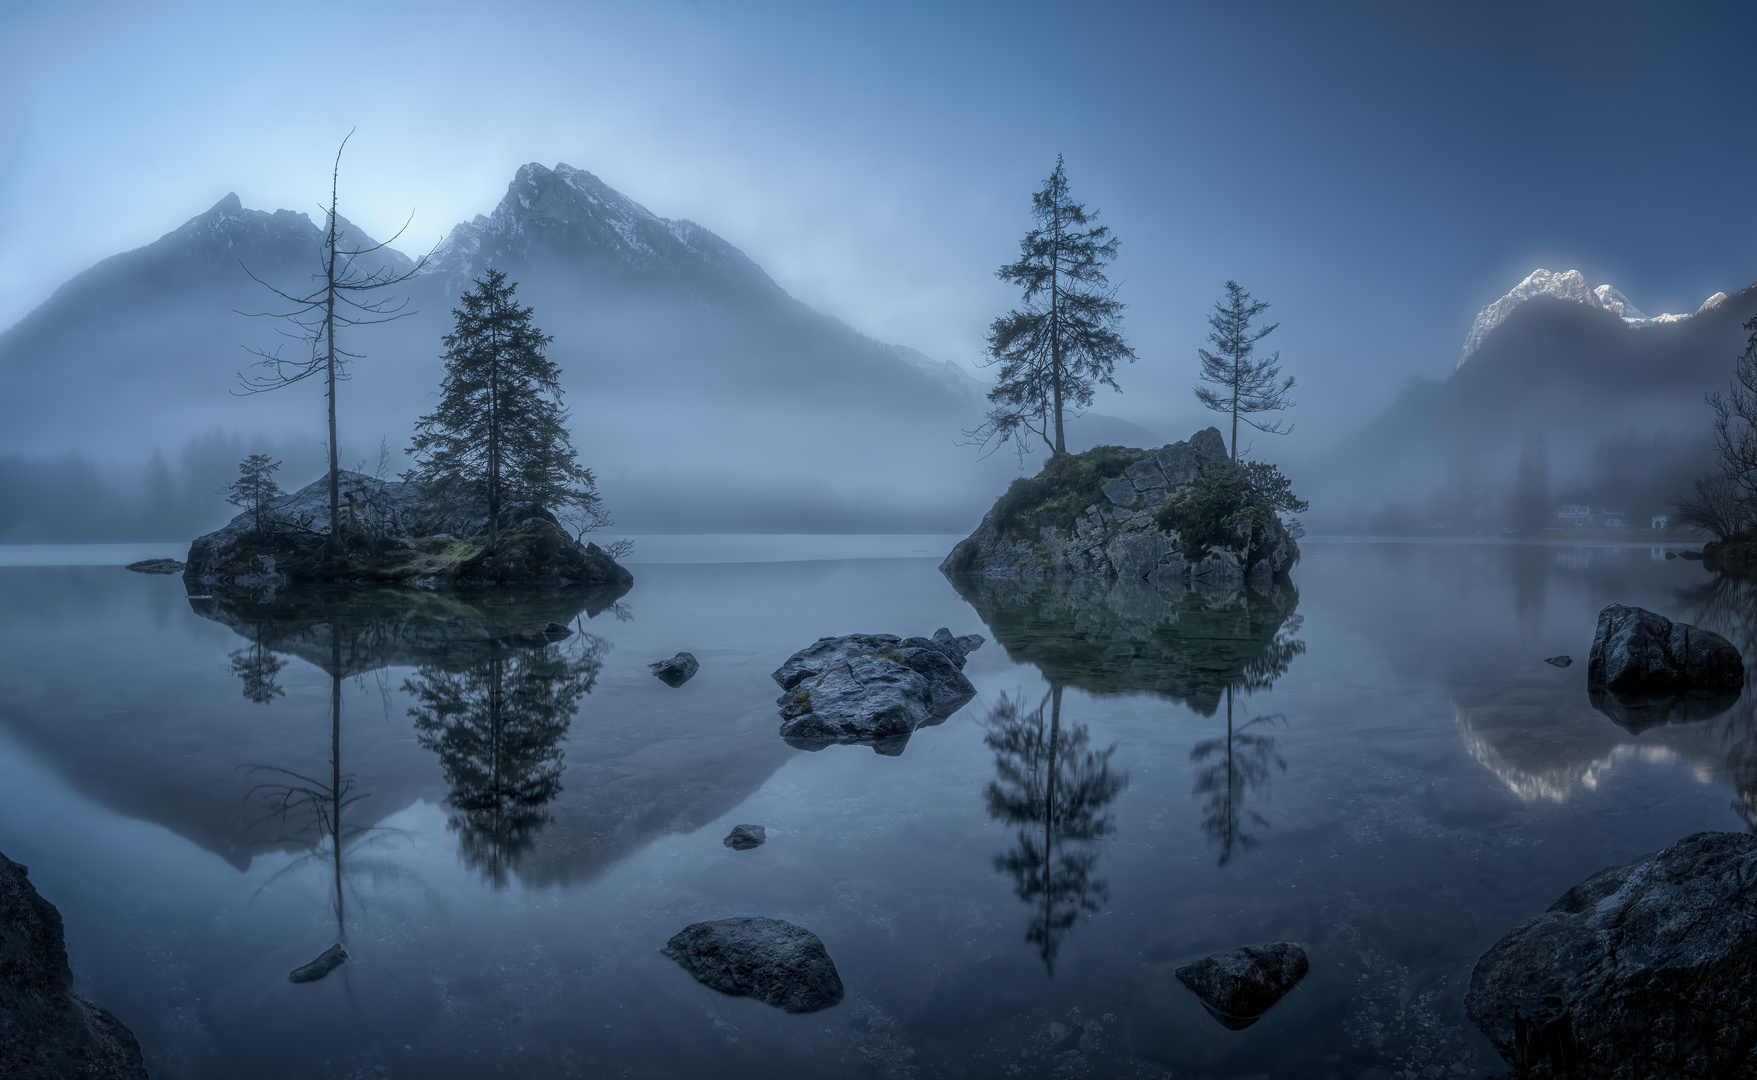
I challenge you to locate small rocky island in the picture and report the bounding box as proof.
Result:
[941,427,1299,589]
[184,472,632,590]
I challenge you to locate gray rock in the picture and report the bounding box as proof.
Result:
[723,824,766,850]
[649,651,700,687]
[1106,532,1174,580]
[1154,427,1229,485]
[1544,655,1572,668]
[288,942,347,983]
[1101,478,1139,507]
[1,851,148,1079]
[1174,942,1309,1029]
[661,916,844,1013]
[1465,832,1757,1078]
[770,630,983,753]
[1587,604,1743,695]
[124,558,183,575]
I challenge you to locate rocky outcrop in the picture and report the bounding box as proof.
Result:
[1588,604,1744,693]
[649,652,700,687]
[770,628,984,754]
[1465,832,1757,1078]
[1,852,148,1080]
[123,559,182,575]
[941,428,1298,589]
[183,472,632,590]
[1174,942,1309,1030]
[661,917,844,1013]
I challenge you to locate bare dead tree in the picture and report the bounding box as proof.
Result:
[236,131,432,553]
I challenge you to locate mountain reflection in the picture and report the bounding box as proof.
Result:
[405,637,606,887]
[982,688,1128,975]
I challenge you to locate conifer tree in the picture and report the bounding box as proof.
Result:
[1195,281,1294,458]
[406,269,604,548]
[972,156,1135,458]
[221,453,284,535]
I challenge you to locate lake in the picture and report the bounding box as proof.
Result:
[0,538,1749,1080]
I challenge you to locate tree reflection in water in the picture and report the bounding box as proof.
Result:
[1190,686,1286,865]
[230,638,288,704]
[982,687,1128,975]
[405,634,606,887]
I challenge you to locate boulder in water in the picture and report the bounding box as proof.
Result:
[661,916,843,1012]
[1,851,148,1079]
[1465,832,1757,1078]
[124,558,183,575]
[288,942,347,984]
[650,652,700,687]
[770,630,983,753]
[1543,655,1572,668]
[1173,942,1309,1029]
[1586,604,1743,694]
[722,824,766,850]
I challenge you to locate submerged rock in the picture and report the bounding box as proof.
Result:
[1173,942,1309,1029]
[1586,604,1743,695]
[650,652,700,687]
[722,824,766,850]
[124,558,183,575]
[288,943,347,984]
[770,629,983,753]
[1543,655,1572,668]
[661,916,844,1012]
[1465,832,1757,1078]
[940,428,1299,590]
[1,851,148,1079]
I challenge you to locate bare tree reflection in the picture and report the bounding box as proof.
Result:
[1673,572,1757,830]
[405,635,607,887]
[1190,685,1286,865]
[983,687,1128,976]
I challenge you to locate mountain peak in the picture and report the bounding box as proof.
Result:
[1458,269,1714,368]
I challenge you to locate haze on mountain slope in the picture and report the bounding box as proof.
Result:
[0,163,1160,540]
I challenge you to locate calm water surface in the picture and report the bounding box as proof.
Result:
[1,540,1751,1080]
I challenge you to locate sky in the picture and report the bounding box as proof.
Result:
[5,0,1757,449]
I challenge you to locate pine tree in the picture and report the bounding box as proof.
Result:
[971,156,1135,458]
[221,453,284,535]
[406,269,604,549]
[1195,281,1295,458]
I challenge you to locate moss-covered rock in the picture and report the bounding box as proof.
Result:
[941,427,1299,590]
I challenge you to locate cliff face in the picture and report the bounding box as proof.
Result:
[0,853,149,1079]
[941,428,1299,590]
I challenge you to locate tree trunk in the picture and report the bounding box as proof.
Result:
[487,319,501,553]
[325,203,341,554]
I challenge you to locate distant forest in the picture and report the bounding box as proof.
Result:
[0,433,342,543]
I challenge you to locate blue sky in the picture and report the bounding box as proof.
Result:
[4,0,1755,447]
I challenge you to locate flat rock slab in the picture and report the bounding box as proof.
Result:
[1465,831,1757,1078]
[1174,942,1309,1029]
[124,558,184,574]
[1587,604,1743,694]
[723,824,766,850]
[662,917,843,1013]
[288,942,347,983]
[1543,655,1572,668]
[649,652,700,687]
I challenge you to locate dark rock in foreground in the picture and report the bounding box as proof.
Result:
[770,628,983,754]
[1,851,148,1079]
[1543,655,1571,668]
[287,943,346,984]
[661,916,843,1012]
[1174,942,1309,1029]
[1587,604,1743,695]
[650,652,700,687]
[1465,832,1757,1078]
[941,428,1298,590]
[183,471,633,590]
[722,824,766,850]
[124,558,183,575]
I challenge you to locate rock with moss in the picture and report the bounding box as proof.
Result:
[941,428,1299,589]
[183,472,632,590]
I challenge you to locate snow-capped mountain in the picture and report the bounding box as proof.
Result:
[1458,268,1728,367]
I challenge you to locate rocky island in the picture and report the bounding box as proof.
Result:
[183,472,632,591]
[941,427,1299,590]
